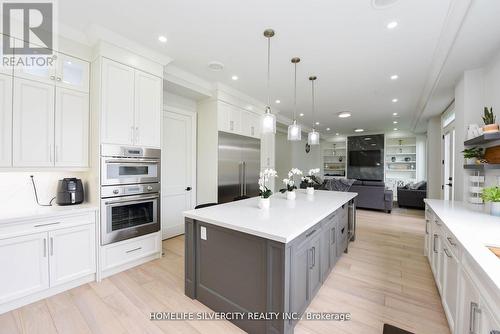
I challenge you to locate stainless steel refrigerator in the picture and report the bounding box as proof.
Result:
[218,132,261,204]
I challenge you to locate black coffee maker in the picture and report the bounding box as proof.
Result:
[56,178,84,205]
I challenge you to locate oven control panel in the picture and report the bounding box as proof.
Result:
[101,183,160,198]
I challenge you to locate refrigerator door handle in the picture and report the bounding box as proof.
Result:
[238,162,243,196]
[242,161,247,195]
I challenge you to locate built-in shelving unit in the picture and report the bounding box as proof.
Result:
[464,132,500,146]
[322,141,347,178]
[463,163,500,170]
[385,136,418,199]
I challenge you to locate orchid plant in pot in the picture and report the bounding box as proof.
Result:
[302,168,321,195]
[280,168,303,200]
[258,168,277,209]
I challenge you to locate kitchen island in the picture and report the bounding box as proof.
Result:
[183,190,357,334]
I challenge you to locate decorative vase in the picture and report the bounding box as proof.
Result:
[306,187,315,195]
[491,202,500,217]
[286,191,296,200]
[483,124,499,133]
[259,197,270,209]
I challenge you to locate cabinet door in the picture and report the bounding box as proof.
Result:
[437,235,446,294]
[241,111,260,139]
[424,218,430,258]
[290,240,310,316]
[0,233,49,304]
[217,101,241,134]
[101,59,135,145]
[320,221,331,281]
[48,224,96,287]
[329,221,337,268]
[261,132,275,168]
[308,234,322,299]
[55,53,90,93]
[480,302,500,334]
[458,271,482,334]
[134,70,161,147]
[443,246,459,333]
[0,74,12,166]
[13,78,55,166]
[431,231,439,279]
[55,88,89,167]
[14,52,55,85]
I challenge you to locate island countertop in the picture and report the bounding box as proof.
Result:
[183,190,357,243]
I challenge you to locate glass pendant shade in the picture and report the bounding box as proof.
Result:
[308,130,320,145]
[287,121,301,141]
[261,108,276,134]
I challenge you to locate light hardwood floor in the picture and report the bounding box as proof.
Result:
[0,209,450,334]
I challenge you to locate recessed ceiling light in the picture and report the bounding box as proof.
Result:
[275,99,280,104]
[390,74,399,80]
[315,122,320,125]
[208,61,224,71]
[371,143,377,146]
[335,133,340,136]
[392,112,398,116]
[354,129,364,133]
[393,121,398,124]
[392,98,398,103]
[231,75,238,81]
[299,113,304,117]
[158,35,167,43]
[394,128,398,131]
[364,137,371,140]
[387,21,398,29]
[326,128,331,131]
[338,111,352,118]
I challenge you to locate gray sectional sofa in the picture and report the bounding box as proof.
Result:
[348,180,393,213]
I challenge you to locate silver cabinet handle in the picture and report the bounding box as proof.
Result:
[425,221,428,234]
[331,227,335,245]
[447,237,457,246]
[470,302,481,334]
[435,219,441,226]
[135,126,139,143]
[43,238,47,257]
[312,247,316,267]
[433,234,438,253]
[49,75,55,80]
[229,120,234,131]
[306,229,316,238]
[130,126,135,143]
[50,237,54,256]
[34,222,61,228]
[56,77,61,82]
[126,247,142,254]
[444,248,452,258]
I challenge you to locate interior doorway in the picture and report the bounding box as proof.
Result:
[442,126,455,201]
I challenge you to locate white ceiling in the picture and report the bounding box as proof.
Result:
[56,0,497,136]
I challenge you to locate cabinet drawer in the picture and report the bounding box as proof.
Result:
[101,232,160,271]
[0,212,96,240]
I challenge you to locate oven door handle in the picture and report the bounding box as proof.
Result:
[104,195,159,205]
[104,159,159,164]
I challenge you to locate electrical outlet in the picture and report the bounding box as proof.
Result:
[200,226,207,240]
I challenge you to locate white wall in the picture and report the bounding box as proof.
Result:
[163,91,197,112]
[0,171,89,211]
[427,116,442,199]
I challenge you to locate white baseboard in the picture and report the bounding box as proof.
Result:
[162,224,184,240]
[100,252,162,280]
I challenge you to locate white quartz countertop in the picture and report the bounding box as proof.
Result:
[0,204,98,225]
[183,190,357,243]
[425,199,500,294]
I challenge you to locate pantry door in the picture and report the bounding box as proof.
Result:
[161,108,196,239]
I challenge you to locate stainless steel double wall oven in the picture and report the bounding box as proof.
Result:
[100,145,161,245]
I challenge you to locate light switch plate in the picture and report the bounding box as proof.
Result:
[200,226,207,240]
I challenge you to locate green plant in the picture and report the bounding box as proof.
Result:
[461,147,484,159]
[481,186,500,202]
[482,107,496,125]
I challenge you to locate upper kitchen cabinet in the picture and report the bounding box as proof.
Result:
[55,88,89,167]
[14,52,90,93]
[100,58,162,147]
[218,101,242,134]
[134,70,162,147]
[0,74,12,167]
[0,36,13,75]
[241,109,260,139]
[12,78,55,166]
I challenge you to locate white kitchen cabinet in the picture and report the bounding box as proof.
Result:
[101,58,136,145]
[442,242,459,333]
[480,301,500,334]
[0,37,12,75]
[241,110,260,139]
[458,271,481,334]
[134,70,162,147]
[0,74,12,166]
[56,53,90,92]
[261,132,275,168]
[0,233,49,304]
[14,58,55,85]
[101,58,162,147]
[48,224,96,287]
[55,88,89,167]
[218,101,241,134]
[12,78,55,166]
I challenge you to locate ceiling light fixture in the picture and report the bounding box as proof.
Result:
[315,122,320,125]
[387,21,398,29]
[287,57,301,141]
[394,128,398,131]
[299,113,304,117]
[231,75,238,81]
[261,29,276,134]
[392,112,398,116]
[308,76,320,145]
[354,128,364,133]
[275,99,281,104]
[336,133,340,136]
[393,121,398,124]
[158,35,167,43]
[392,98,398,103]
[390,74,399,80]
[208,61,224,71]
[338,111,352,118]
[326,128,330,131]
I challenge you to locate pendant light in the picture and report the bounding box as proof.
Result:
[308,76,320,145]
[261,29,276,134]
[287,57,302,141]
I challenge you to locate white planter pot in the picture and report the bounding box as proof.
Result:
[491,202,500,217]
[465,158,477,165]
[306,187,315,195]
[286,191,296,200]
[259,197,270,209]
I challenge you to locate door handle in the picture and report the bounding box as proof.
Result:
[186,187,192,191]
[446,183,453,187]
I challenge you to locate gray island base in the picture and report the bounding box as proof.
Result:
[183,190,357,334]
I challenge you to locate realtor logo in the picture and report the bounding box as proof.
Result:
[2,2,53,55]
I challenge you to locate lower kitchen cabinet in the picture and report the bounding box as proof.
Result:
[308,233,322,299]
[442,242,459,332]
[290,237,310,315]
[458,271,481,334]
